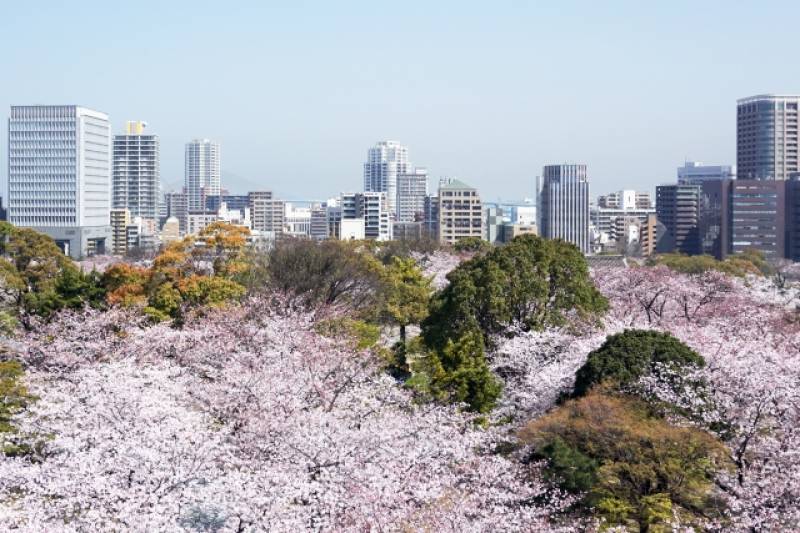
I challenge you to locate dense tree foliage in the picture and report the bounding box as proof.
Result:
[102,222,249,322]
[649,249,771,278]
[267,238,384,312]
[378,256,432,344]
[573,329,704,398]
[409,329,502,413]
[521,391,730,531]
[0,360,37,457]
[414,235,607,412]
[0,222,105,328]
[452,236,490,253]
[422,235,608,350]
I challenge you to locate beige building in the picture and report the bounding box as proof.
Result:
[249,191,285,234]
[160,217,182,244]
[110,208,131,256]
[640,213,658,257]
[437,179,483,245]
[502,223,538,242]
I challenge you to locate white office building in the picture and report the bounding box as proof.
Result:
[396,167,428,223]
[284,203,312,236]
[113,121,160,221]
[340,191,392,241]
[185,139,220,211]
[8,105,112,258]
[677,161,736,185]
[364,141,410,218]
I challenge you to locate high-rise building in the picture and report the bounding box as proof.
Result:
[112,121,159,221]
[655,184,700,255]
[8,105,112,258]
[639,214,658,257]
[677,161,736,185]
[109,208,131,256]
[538,164,590,254]
[364,141,409,218]
[248,191,285,234]
[185,139,221,211]
[737,95,800,180]
[340,191,392,241]
[697,179,733,259]
[437,178,483,245]
[396,167,428,223]
[786,178,800,262]
[729,180,786,258]
[310,203,329,240]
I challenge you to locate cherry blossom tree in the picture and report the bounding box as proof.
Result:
[2,249,799,531]
[0,296,579,531]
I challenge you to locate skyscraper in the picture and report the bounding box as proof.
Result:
[737,94,800,180]
[537,164,590,254]
[8,105,112,258]
[185,139,221,211]
[364,141,409,218]
[113,121,160,221]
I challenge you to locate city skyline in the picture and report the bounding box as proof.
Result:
[2,1,800,202]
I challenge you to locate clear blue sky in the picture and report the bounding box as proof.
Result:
[1,1,798,202]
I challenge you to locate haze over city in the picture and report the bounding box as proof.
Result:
[2,0,799,200]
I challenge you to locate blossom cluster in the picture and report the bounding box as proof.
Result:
[1,254,798,531]
[0,298,576,531]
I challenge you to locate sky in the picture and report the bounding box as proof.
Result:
[1,0,799,203]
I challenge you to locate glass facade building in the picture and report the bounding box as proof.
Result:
[737,95,800,180]
[538,164,590,254]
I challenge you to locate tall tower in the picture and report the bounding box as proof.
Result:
[185,139,221,211]
[8,105,112,258]
[538,164,590,254]
[113,121,160,221]
[737,95,800,180]
[364,141,409,218]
